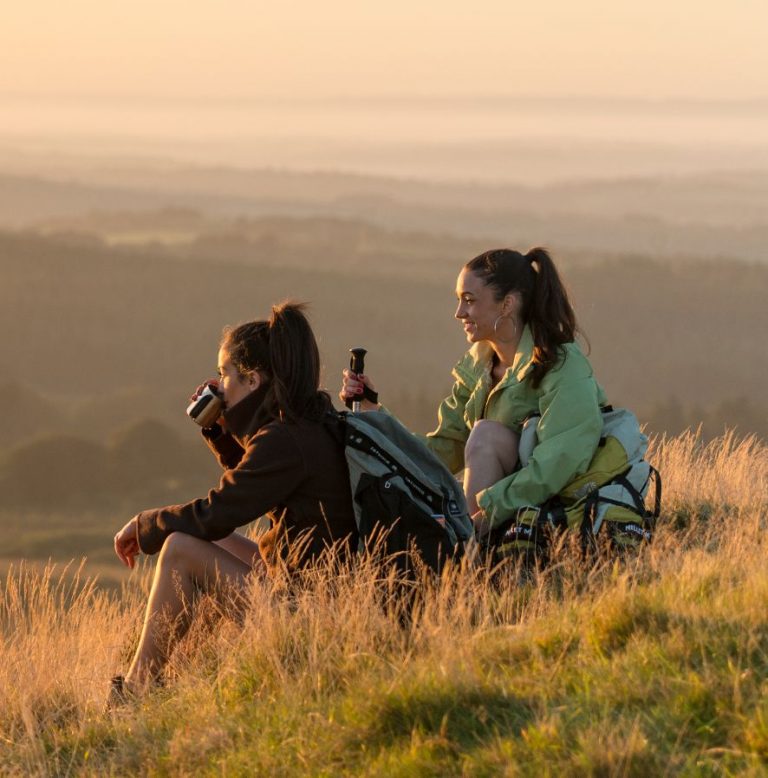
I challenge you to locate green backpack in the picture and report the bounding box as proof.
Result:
[487,406,661,564]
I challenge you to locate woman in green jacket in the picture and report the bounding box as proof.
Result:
[341,247,608,538]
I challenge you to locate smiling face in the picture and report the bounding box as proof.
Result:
[217,346,262,409]
[454,267,508,343]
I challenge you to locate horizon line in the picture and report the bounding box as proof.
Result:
[1,91,768,110]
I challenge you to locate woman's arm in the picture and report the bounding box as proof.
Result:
[135,424,305,555]
[340,359,472,474]
[476,370,603,528]
[423,377,473,474]
[201,425,246,470]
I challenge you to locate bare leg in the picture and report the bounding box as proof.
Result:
[463,419,520,518]
[214,531,263,566]
[124,532,262,690]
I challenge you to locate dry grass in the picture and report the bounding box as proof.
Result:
[650,427,766,514]
[1,429,766,776]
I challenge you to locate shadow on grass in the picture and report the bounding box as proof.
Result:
[346,684,535,756]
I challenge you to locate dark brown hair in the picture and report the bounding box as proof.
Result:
[221,301,331,421]
[465,247,578,387]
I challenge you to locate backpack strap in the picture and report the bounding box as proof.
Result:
[611,467,661,524]
[344,420,446,516]
[607,472,649,518]
[580,490,599,556]
[647,465,662,518]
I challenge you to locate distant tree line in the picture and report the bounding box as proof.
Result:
[387,388,767,444]
[0,418,217,512]
[0,224,766,520]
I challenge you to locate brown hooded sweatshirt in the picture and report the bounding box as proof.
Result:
[135,385,358,573]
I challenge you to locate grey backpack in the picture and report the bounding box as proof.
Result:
[489,406,661,564]
[339,411,474,574]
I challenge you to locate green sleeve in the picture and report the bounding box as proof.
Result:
[476,372,602,526]
[423,378,472,474]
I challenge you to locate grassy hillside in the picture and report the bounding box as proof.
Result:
[1,430,766,775]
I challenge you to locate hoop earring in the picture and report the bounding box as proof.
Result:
[493,315,517,342]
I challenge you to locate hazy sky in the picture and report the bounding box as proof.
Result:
[2,1,767,100]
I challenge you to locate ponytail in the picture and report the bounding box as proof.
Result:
[465,247,580,388]
[524,248,577,388]
[221,301,331,421]
[267,301,331,421]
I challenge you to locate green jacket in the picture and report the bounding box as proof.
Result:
[424,325,608,528]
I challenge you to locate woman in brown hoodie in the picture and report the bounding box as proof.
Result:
[110,302,357,701]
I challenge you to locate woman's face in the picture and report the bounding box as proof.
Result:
[217,347,262,410]
[454,268,507,344]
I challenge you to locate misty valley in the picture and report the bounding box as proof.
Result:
[0,159,766,581]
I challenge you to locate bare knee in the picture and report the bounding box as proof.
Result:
[158,532,204,568]
[465,419,519,473]
[465,419,518,455]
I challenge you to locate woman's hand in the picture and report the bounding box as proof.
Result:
[339,369,379,412]
[472,509,493,542]
[189,378,219,402]
[190,379,226,429]
[114,516,141,569]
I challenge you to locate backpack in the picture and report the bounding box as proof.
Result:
[487,406,661,565]
[339,410,474,575]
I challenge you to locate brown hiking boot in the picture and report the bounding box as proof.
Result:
[105,675,135,712]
